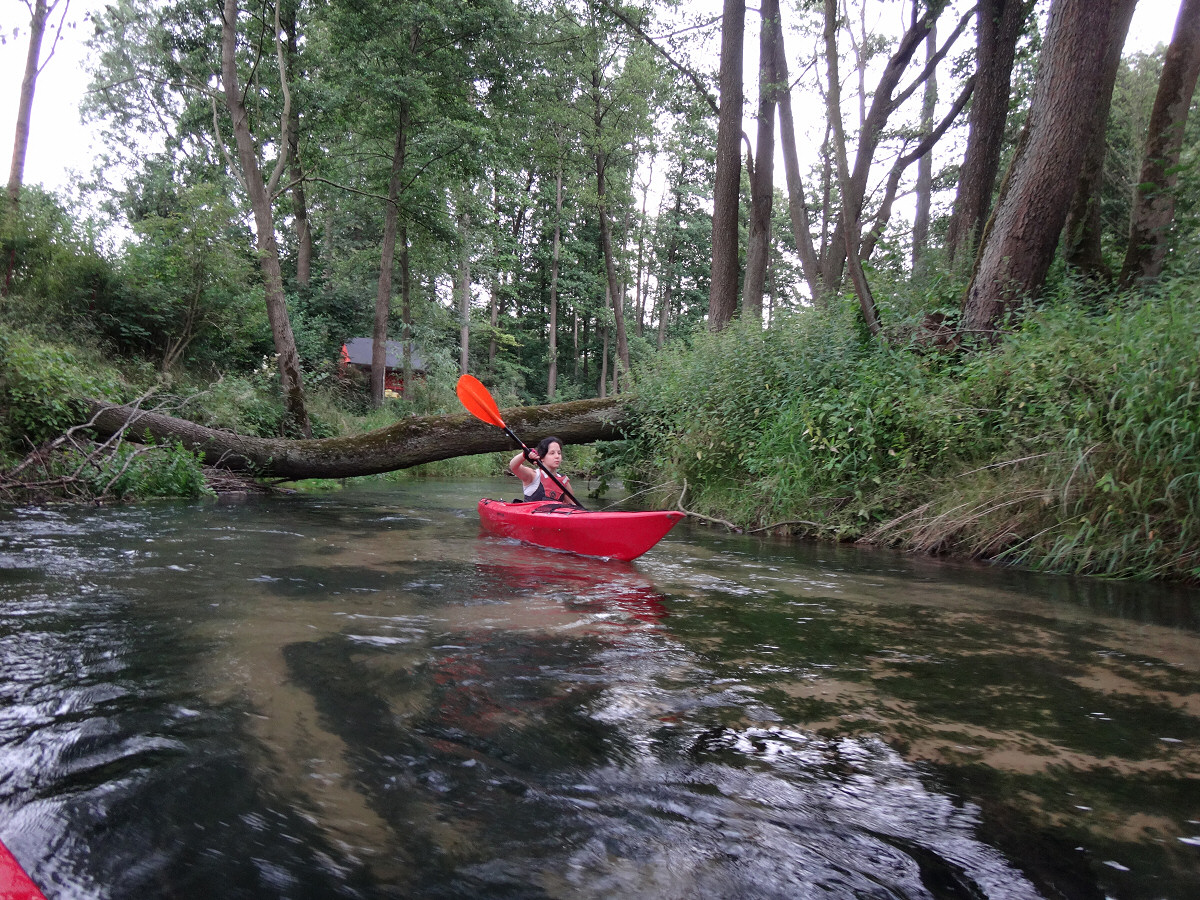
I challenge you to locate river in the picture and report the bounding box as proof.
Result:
[0,479,1197,899]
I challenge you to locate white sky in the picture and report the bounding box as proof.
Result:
[0,0,1187,198]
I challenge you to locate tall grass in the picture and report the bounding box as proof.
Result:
[630,280,1200,581]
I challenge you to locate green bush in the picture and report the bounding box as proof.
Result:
[78,439,214,500]
[630,278,1200,580]
[0,330,111,452]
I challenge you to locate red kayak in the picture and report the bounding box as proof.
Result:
[478,499,684,561]
[0,839,45,900]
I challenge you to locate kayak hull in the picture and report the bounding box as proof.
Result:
[478,499,684,561]
[0,839,45,900]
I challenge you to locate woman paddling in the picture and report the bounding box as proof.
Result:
[509,436,574,503]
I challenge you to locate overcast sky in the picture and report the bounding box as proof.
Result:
[0,0,1187,199]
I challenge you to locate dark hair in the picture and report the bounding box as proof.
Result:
[536,436,564,457]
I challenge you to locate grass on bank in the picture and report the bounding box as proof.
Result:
[628,277,1200,582]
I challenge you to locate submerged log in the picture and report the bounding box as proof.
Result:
[83,396,632,480]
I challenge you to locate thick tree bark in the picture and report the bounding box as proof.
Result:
[83,397,631,481]
[947,0,1034,267]
[1120,0,1200,285]
[708,0,745,331]
[960,0,1136,339]
[1063,0,1139,279]
[742,0,780,322]
[221,0,312,437]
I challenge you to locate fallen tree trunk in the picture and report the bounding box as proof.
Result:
[83,396,632,481]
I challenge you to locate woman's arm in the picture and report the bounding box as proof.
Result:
[509,449,537,487]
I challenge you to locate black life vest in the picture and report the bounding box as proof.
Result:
[524,470,568,502]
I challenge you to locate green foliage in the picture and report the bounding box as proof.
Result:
[631,278,1200,580]
[102,181,267,373]
[65,439,214,501]
[1,187,121,348]
[0,330,115,453]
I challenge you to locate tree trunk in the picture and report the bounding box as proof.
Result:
[912,24,937,275]
[824,0,882,338]
[84,397,631,481]
[946,0,1034,267]
[4,0,50,295]
[547,163,563,401]
[489,185,501,371]
[634,164,651,337]
[573,309,580,380]
[1120,0,1200,285]
[594,153,630,389]
[399,224,412,399]
[372,106,409,407]
[960,0,1136,339]
[6,0,48,222]
[220,0,311,437]
[283,0,311,286]
[1063,0,1139,279]
[820,3,949,293]
[774,15,825,304]
[708,0,746,331]
[457,210,472,375]
[658,187,681,349]
[742,0,780,322]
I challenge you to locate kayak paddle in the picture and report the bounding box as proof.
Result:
[456,374,583,507]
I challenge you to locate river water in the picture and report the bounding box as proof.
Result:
[0,479,1196,899]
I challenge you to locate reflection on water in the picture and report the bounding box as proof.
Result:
[0,481,1197,899]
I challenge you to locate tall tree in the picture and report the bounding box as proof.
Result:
[708,0,745,331]
[823,0,881,337]
[960,0,1137,339]
[742,0,780,321]
[457,207,472,376]
[1062,0,1139,278]
[912,23,937,275]
[5,0,65,294]
[220,0,311,436]
[946,0,1036,267]
[547,160,564,400]
[372,98,411,406]
[773,13,824,303]
[1120,0,1200,285]
[281,0,311,286]
[816,0,967,294]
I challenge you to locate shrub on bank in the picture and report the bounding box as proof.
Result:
[630,279,1200,581]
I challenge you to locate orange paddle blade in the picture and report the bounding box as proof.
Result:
[456,374,506,428]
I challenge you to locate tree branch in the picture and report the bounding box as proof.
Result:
[595,0,720,116]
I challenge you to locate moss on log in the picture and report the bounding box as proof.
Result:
[84,396,632,480]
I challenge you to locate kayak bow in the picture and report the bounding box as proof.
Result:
[478,499,684,561]
[0,838,46,900]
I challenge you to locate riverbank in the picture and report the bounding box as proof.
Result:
[627,279,1200,584]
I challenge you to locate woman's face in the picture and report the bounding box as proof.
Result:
[541,442,563,470]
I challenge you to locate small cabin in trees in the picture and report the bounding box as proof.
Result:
[339,338,426,394]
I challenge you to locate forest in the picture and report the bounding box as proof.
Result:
[1,0,1198,582]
